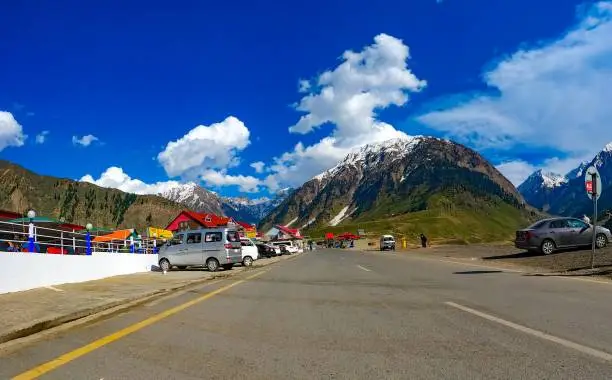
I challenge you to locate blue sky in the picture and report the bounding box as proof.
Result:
[1,0,611,197]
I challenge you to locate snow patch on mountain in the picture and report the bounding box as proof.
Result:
[329,206,349,226]
[285,217,298,227]
[313,137,424,182]
[540,171,567,188]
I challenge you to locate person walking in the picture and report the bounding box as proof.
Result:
[583,214,591,224]
[420,233,428,248]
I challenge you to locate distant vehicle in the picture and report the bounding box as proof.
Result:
[380,235,396,251]
[256,243,278,258]
[270,240,299,254]
[239,237,259,266]
[515,217,611,255]
[158,228,243,272]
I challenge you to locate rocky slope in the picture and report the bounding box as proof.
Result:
[0,160,183,230]
[259,137,538,241]
[518,143,612,218]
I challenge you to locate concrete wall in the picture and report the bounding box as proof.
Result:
[0,252,159,294]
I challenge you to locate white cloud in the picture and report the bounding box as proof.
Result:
[80,167,181,195]
[264,33,426,189]
[72,134,99,147]
[200,170,261,193]
[35,130,50,144]
[298,79,311,93]
[417,2,612,163]
[158,116,251,178]
[250,161,265,173]
[0,111,26,151]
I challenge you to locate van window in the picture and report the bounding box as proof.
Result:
[227,231,241,242]
[204,232,222,242]
[170,234,184,246]
[186,233,202,244]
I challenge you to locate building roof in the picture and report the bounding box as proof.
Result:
[166,210,231,230]
[0,210,22,220]
[235,220,256,230]
[275,224,302,239]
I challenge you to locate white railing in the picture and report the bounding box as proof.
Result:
[0,220,161,255]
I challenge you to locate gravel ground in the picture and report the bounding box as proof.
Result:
[409,244,612,277]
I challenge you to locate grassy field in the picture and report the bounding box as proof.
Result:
[305,197,538,245]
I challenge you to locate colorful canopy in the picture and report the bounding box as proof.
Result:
[147,227,173,239]
[93,229,137,243]
[337,232,360,240]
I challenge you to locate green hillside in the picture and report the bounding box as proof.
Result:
[305,192,543,244]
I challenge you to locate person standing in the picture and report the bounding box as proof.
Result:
[583,215,591,224]
[420,233,428,248]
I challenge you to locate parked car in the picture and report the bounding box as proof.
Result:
[380,235,396,251]
[239,237,259,266]
[270,240,299,254]
[515,217,611,255]
[158,228,242,272]
[256,243,277,258]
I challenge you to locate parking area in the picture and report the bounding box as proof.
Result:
[409,243,612,277]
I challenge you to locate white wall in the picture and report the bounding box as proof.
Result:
[0,251,159,294]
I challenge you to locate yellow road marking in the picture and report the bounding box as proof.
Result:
[12,270,268,380]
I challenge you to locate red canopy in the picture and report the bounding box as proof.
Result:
[337,232,360,240]
[325,232,334,240]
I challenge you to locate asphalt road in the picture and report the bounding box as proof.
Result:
[3,249,612,379]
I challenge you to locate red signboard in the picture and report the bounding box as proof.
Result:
[586,180,593,193]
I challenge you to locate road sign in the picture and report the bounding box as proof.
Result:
[585,166,602,201]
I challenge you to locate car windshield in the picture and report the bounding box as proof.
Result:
[383,237,394,241]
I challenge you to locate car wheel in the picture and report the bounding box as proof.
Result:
[243,256,253,267]
[596,234,608,249]
[207,258,220,272]
[540,239,556,255]
[159,258,171,272]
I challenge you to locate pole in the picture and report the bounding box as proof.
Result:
[28,222,35,253]
[86,231,92,255]
[591,173,598,269]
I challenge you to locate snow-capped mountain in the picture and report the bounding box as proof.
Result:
[517,171,567,212]
[160,182,225,215]
[518,142,612,217]
[221,189,293,224]
[259,136,526,231]
[159,183,291,224]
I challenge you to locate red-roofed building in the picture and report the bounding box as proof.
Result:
[235,220,257,239]
[165,211,232,232]
[0,210,21,221]
[265,224,303,241]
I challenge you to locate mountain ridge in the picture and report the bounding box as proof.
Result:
[259,137,538,242]
[518,143,612,218]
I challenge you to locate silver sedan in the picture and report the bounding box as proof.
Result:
[515,217,612,255]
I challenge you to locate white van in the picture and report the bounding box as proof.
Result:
[239,237,259,266]
[158,228,242,272]
[270,240,299,254]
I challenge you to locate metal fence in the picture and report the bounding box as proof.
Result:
[0,220,161,255]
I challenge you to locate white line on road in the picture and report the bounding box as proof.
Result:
[45,286,63,292]
[445,301,612,362]
[357,265,371,272]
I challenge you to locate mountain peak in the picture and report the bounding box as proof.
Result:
[604,142,612,153]
[313,136,427,181]
[527,169,567,188]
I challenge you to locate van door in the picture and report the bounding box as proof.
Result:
[184,232,204,265]
[204,231,224,261]
[167,233,186,265]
